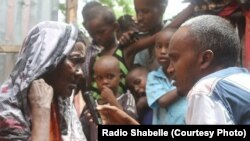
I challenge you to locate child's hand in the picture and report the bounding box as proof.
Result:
[118,30,138,48]
[100,86,116,103]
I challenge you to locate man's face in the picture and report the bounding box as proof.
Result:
[134,0,164,33]
[167,27,201,96]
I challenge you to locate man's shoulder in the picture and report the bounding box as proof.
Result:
[190,67,250,96]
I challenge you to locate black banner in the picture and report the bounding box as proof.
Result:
[98,125,250,140]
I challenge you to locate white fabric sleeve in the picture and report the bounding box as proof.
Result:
[186,93,231,124]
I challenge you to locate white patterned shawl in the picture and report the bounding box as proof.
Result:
[0,21,87,141]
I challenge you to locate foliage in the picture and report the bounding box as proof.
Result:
[58,0,135,21]
[99,0,135,19]
[59,3,66,15]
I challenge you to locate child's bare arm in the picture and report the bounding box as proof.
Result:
[118,30,138,47]
[125,3,195,56]
[127,34,156,53]
[166,3,195,28]
[158,89,179,108]
[136,96,149,112]
[123,34,157,69]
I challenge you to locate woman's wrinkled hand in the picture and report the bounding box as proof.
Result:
[28,79,54,109]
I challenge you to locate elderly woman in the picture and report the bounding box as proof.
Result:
[0,21,87,141]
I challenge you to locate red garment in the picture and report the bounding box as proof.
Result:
[244,11,250,69]
[50,103,61,141]
[218,1,250,70]
[218,1,239,17]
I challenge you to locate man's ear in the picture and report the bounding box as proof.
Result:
[199,50,214,70]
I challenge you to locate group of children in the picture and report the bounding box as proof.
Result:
[79,0,194,141]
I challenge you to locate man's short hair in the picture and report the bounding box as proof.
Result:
[181,15,240,67]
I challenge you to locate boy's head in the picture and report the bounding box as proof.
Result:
[155,28,177,68]
[83,5,118,48]
[93,55,121,93]
[82,1,102,23]
[126,66,148,99]
[117,14,138,39]
[134,0,168,34]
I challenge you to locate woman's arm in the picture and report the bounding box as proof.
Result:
[28,79,54,141]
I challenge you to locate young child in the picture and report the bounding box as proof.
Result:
[81,1,103,91]
[126,66,153,125]
[93,55,137,119]
[81,55,137,141]
[119,0,195,71]
[83,5,130,101]
[146,28,187,124]
[132,0,168,70]
[117,14,138,39]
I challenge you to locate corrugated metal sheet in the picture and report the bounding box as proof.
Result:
[0,0,59,84]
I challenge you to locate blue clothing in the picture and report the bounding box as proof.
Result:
[133,22,169,71]
[146,67,187,124]
[134,48,159,71]
[186,67,250,124]
[141,108,153,125]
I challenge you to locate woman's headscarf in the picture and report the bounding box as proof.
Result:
[0,21,87,141]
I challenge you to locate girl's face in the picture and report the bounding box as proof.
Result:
[85,16,117,49]
[47,42,86,97]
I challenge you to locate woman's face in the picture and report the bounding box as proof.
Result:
[48,42,86,97]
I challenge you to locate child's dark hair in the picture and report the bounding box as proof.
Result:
[117,14,137,33]
[82,1,102,20]
[76,30,89,46]
[149,0,168,8]
[83,5,116,25]
[161,27,177,35]
[126,66,149,85]
[129,65,149,74]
